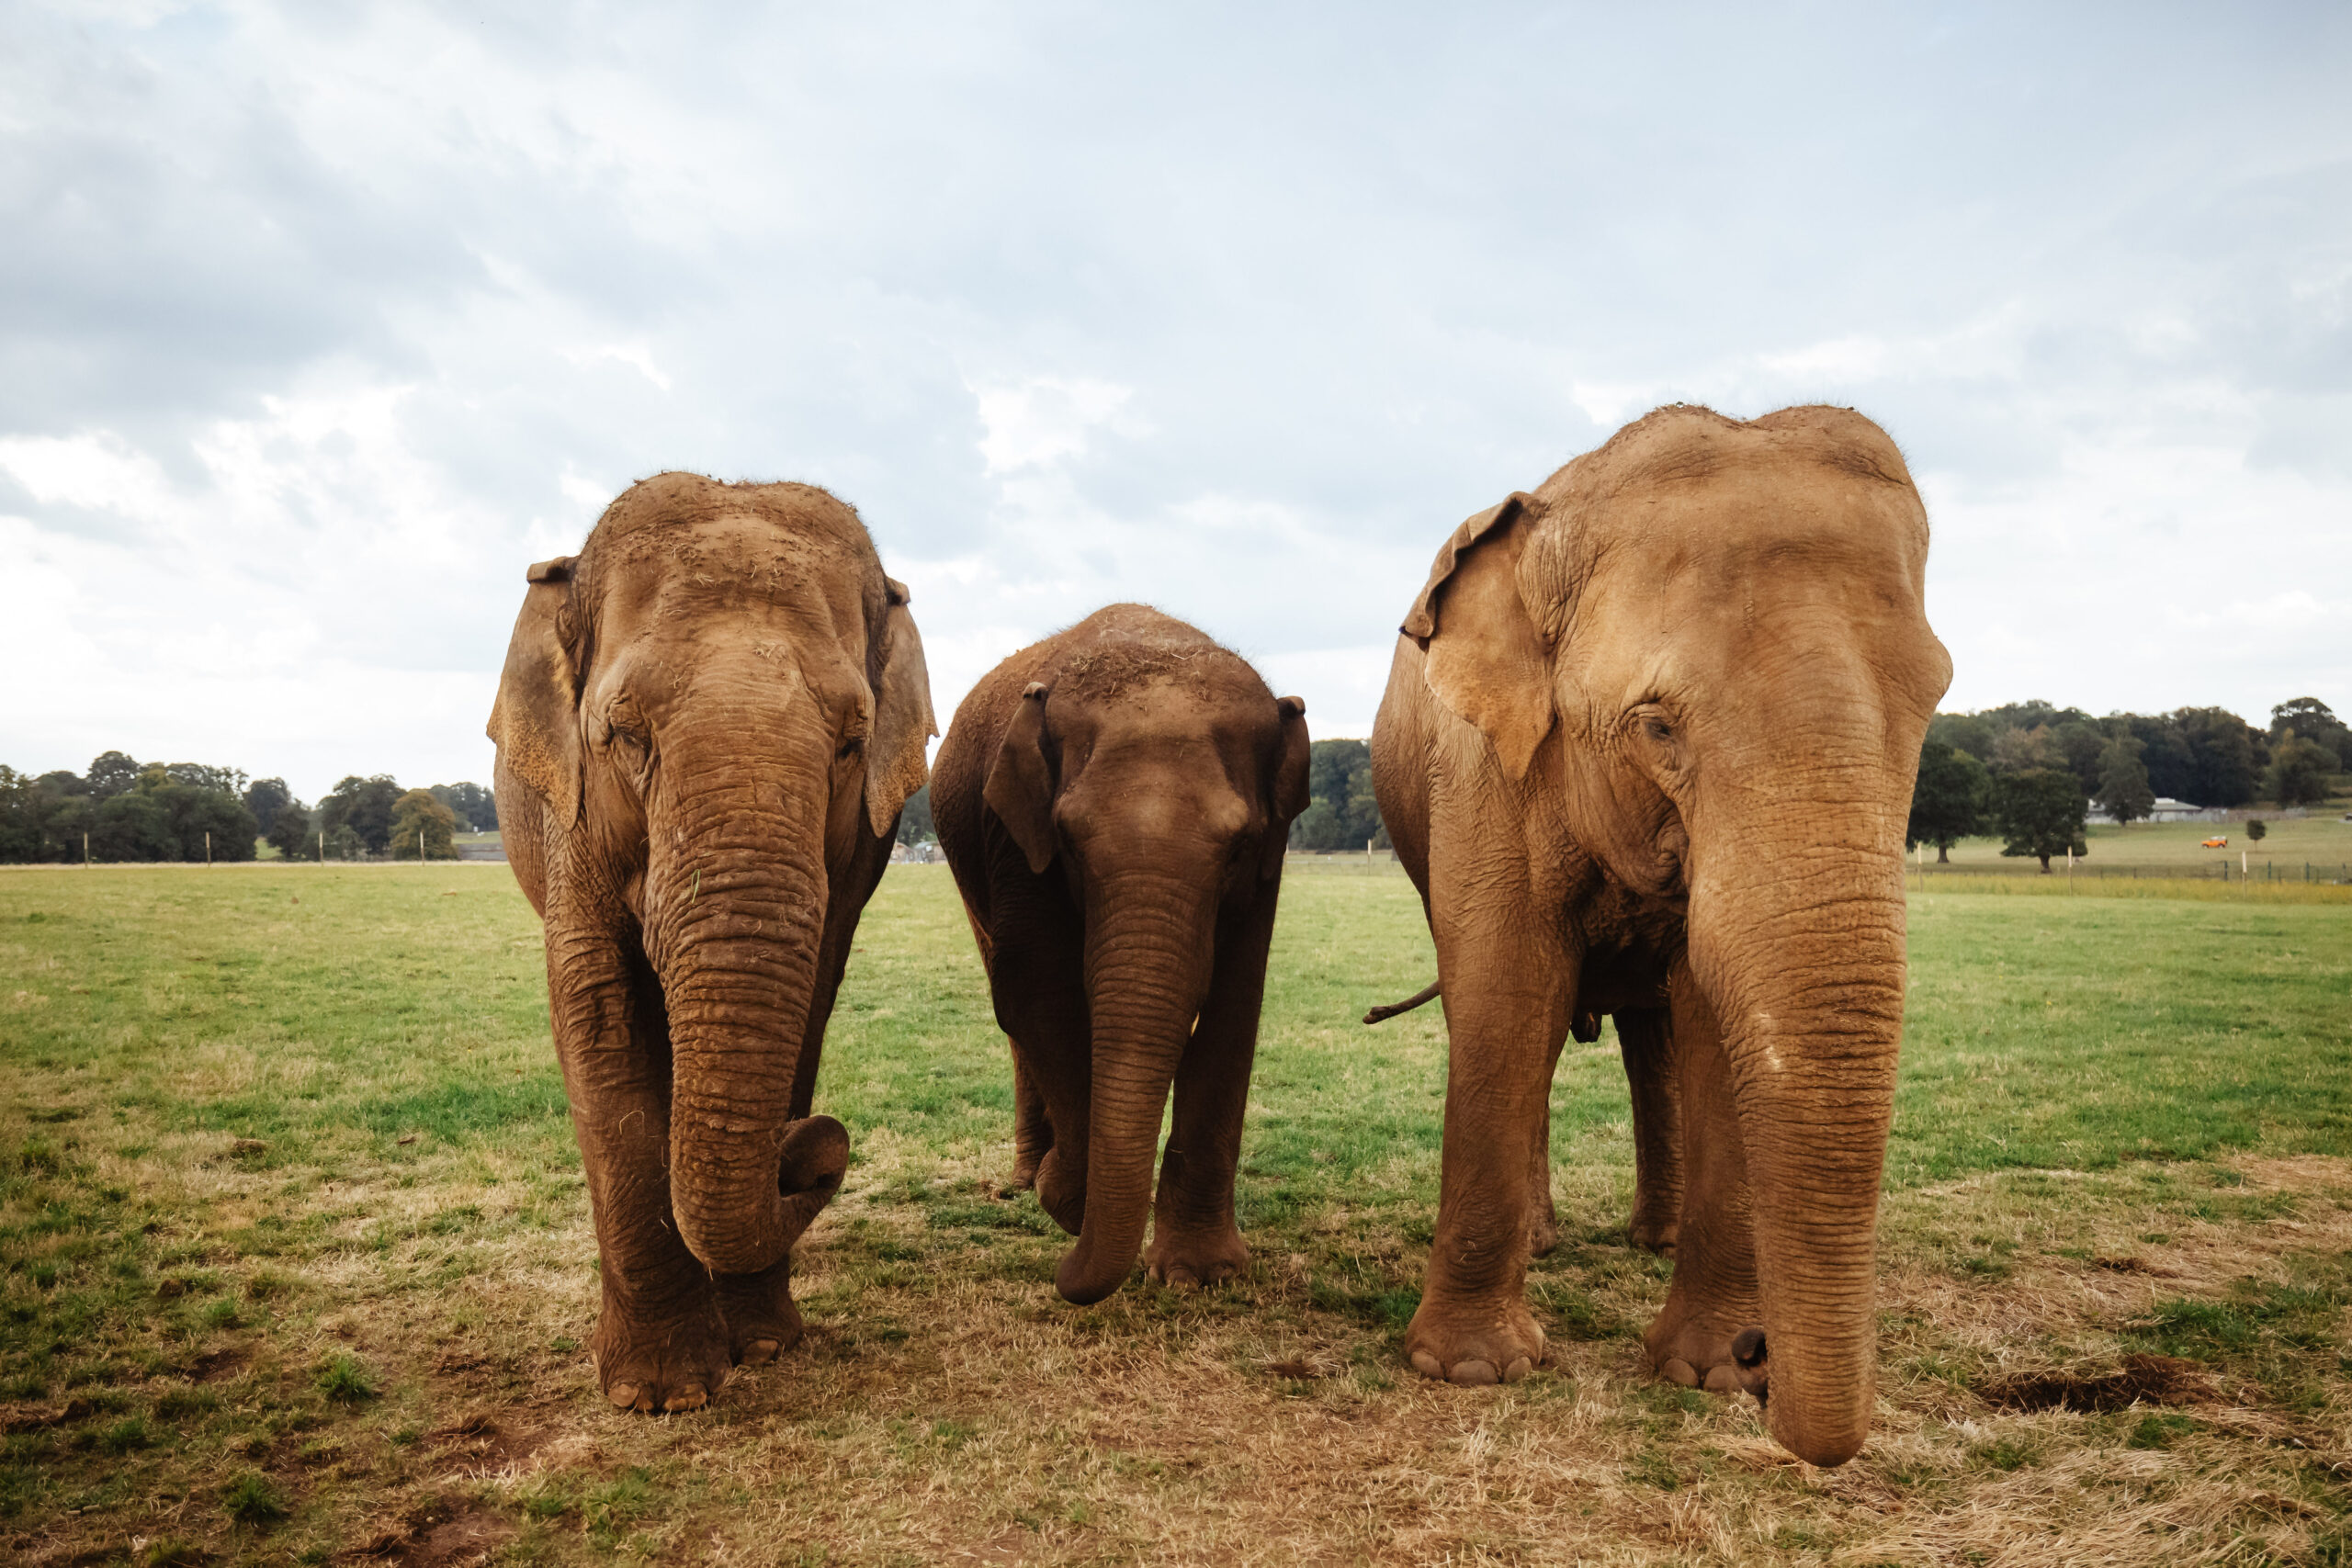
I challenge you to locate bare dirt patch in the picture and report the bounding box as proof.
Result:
[355,1497,516,1566]
[1978,1352,2215,1412]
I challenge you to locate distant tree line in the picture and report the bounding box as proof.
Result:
[1289,739,1388,852]
[0,752,499,864]
[1908,697,2347,871]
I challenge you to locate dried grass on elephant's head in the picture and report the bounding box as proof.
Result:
[1057,640,1250,704]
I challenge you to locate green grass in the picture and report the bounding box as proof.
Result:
[0,861,2346,1563]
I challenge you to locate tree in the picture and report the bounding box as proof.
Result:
[243,777,293,837]
[2245,818,2267,842]
[319,775,402,854]
[2270,697,2352,770]
[388,790,460,860]
[2124,713,2195,802]
[1290,739,1386,851]
[2095,732,2154,826]
[85,750,143,799]
[2262,733,2336,809]
[1993,768,2087,874]
[1926,712,1996,761]
[1905,741,1987,861]
[895,784,933,847]
[1988,724,2054,774]
[428,782,498,832]
[266,799,313,860]
[2172,707,2257,807]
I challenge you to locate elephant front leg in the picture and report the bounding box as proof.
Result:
[554,953,731,1414]
[1642,968,1766,1397]
[571,1107,732,1412]
[1009,1052,1053,1190]
[1408,962,1575,1387]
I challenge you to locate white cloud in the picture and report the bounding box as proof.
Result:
[971,378,1137,474]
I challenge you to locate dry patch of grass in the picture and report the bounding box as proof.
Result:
[0,866,2346,1564]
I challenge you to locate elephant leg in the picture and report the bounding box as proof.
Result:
[1407,900,1577,1386]
[1617,1008,1685,1255]
[1643,964,1766,1397]
[553,940,729,1413]
[985,883,1092,1235]
[1146,891,1276,1290]
[1009,1051,1053,1190]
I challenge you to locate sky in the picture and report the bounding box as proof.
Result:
[3,2,2347,802]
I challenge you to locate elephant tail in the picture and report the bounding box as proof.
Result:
[1363,979,1441,1025]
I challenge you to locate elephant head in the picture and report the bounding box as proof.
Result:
[981,615,1309,1303]
[1405,407,1951,1464]
[488,474,933,1279]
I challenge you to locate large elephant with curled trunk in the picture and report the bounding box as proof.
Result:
[489,473,933,1413]
[1368,405,1950,1466]
[932,604,1311,1305]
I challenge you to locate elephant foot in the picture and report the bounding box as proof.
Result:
[591,1283,730,1415]
[1405,1297,1544,1386]
[1627,1212,1679,1257]
[1004,1156,1039,1193]
[1645,1285,1767,1399]
[1145,1224,1249,1290]
[715,1258,806,1368]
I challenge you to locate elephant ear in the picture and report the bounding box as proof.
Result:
[1261,694,1310,880]
[485,556,582,826]
[1401,492,1554,781]
[983,682,1057,874]
[864,576,937,839]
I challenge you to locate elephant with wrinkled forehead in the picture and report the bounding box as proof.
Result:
[932,604,1312,1307]
[489,473,933,1414]
[1370,404,1951,1466]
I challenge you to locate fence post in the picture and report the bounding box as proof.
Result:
[205,830,211,866]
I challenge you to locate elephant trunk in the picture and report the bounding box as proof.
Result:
[1689,770,1910,1468]
[1055,868,1217,1304]
[650,739,845,1279]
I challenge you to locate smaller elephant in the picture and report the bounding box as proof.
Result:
[932,604,1311,1304]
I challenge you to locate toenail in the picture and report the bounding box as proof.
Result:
[1661,1358,1698,1386]
[1503,1356,1532,1382]
[741,1338,780,1366]
[605,1382,638,1408]
[1452,1359,1499,1386]
[1410,1351,1444,1379]
[663,1387,707,1413]
[1703,1364,1742,1393]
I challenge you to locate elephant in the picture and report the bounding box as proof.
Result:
[488,473,934,1413]
[931,604,1311,1305]
[1367,405,1950,1466]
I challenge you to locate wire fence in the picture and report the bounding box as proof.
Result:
[1917,859,2351,885]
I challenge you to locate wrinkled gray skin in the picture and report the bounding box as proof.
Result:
[489,473,933,1413]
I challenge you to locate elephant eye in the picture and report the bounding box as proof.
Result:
[836,735,865,761]
[1644,716,1673,742]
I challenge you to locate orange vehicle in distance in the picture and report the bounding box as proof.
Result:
[2201,836,2229,849]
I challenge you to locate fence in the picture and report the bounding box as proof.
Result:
[1916,860,2350,885]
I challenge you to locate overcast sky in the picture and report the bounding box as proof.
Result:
[4,2,2347,800]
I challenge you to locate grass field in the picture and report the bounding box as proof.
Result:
[1,862,2347,1565]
